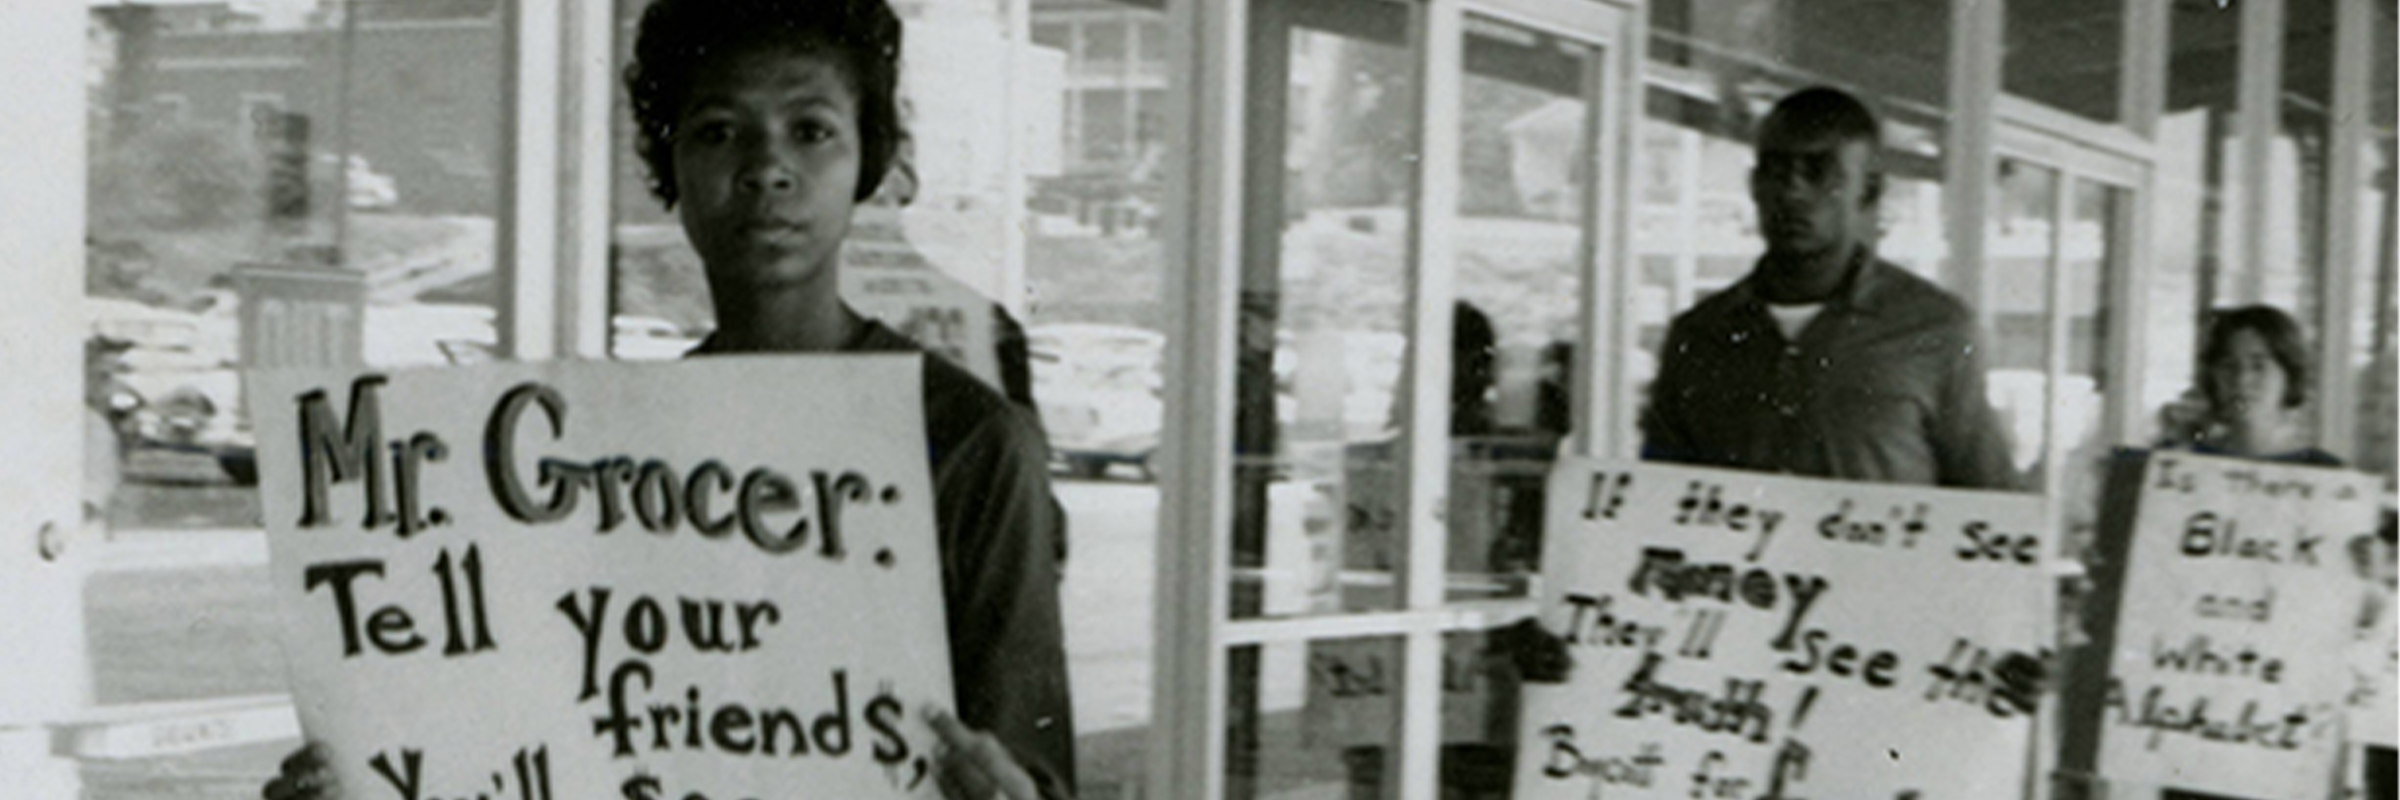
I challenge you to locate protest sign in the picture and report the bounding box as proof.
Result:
[248,356,949,800]
[2062,450,2378,799]
[1511,459,2052,800]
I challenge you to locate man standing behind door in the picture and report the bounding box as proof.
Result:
[1640,87,2019,490]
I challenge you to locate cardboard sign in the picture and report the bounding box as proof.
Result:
[1512,459,2052,800]
[2064,450,2379,798]
[248,357,950,800]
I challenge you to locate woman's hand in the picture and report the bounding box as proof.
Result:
[261,742,340,800]
[926,706,1041,800]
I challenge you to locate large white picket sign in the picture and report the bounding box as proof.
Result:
[249,356,949,800]
[2072,451,2379,799]
[1512,459,2052,800]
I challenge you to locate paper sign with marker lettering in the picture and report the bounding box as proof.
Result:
[248,356,949,800]
[2068,450,2378,798]
[1511,459,2051,800]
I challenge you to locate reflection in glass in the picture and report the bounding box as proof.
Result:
[1229,638,1402,800]
[2359,5,2396,476]
[80,2,508,794]
[1232,1,1416,622]
[1445,14,1593,604]
[1985,158,2059,484]
[2056,179,2125,553]
[84,4,507,528]
[2267,0,2335,345]
[2062,180,2122,453]
[2353,134,2397,477]
[2141,0,2247,447]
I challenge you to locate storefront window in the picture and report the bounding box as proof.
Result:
[1231,638,1403,800]
[2351,3,2397,477]
[1083,17,1127,68]
[2356,131,2397,478]
[1230,1,1415,623]
[2268,0,2334,349]
[1443,13,1595,604]
[2140,0,2243,446]
[1987,159,2060,480]
[80,0,506,791]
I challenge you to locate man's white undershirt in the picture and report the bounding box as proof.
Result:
[1766,303,1823,341]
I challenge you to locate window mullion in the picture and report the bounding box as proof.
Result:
[497,0,564,361]
[2316,0,2374,458]
[2231,0,2283,306]
[561,0,613,359]
[1396,0,1463,798]
[1147,1,1245,798]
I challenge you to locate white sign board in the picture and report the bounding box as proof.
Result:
[249,357,950,800]
[1513,459,2052,800]
[2076,451,2378,798]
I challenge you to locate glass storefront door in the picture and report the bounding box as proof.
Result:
[1196,2,1631,799]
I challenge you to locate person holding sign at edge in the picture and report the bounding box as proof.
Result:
[1499,87,2032,685]
[2150,306,2384,800]
[1638,87,2020,491]
[264,2,1075,799]
[2155,305,2343,467]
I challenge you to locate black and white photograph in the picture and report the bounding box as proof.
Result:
[0,1,2393,799]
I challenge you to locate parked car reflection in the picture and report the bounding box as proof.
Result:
[1030,323,1165,480]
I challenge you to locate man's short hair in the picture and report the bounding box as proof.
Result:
[625,0,906,207]
[1760,87,1883,151]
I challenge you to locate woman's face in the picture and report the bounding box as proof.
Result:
[2210,328,2289,419]
[671,44,862,295]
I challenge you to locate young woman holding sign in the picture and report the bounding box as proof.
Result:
[264,2,1073,799]
[2157,305,2342,467]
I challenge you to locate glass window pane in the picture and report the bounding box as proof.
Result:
[2141,1,2243,447]
[1082,88,1129,165]
[2357,131,2398,478]
[1447,14,1595,603]
[1136,19,1166,65]
[1029,3,1174,792]
[1083,18,1126,67]
[1429,629,1524,800]
[1648,0,1948,114]
[1231,0,1415,620]
[82,0,507,792]
[2059,178,2126,552]
[1986,158,2058,485]
[2267,0,2335,355]
[1033,21,1071,51]
[2004,0,2125,123]
[1229,638,1402,800]
[2339,6,2395,478]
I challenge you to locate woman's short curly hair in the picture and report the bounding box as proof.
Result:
[2201,304,2312,411]
[624,0,905,207]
